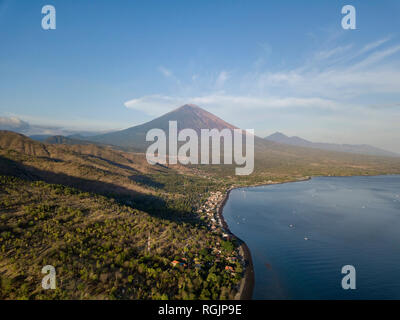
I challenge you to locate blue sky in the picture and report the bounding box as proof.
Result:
[0,0,400,152]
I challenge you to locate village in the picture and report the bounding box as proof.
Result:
[170,190,244,280]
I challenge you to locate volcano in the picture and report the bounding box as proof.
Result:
[88,104,241,151]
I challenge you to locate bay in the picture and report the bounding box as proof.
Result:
[223,175,400,299]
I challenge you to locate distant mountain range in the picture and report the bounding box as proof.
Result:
[33,104,399,159]
[265,132,399,157]
[83,104,398,158]
[43,135,102,146]
[2,103,400,180]
[3,104,398,158]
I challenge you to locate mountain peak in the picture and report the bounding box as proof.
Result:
[165,104,237,131]
[268,132,288,139]
[0,130,50,157]
[88,104,238,149]
[170,104,208,116]
[176,104,201,111]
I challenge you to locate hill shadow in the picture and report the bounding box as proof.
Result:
[83,154,140,173]
[0,155,206,228]
[128,174,165,189]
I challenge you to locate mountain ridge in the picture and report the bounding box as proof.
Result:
[265,131,399,158]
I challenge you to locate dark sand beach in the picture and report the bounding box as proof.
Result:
[218,188,254,300]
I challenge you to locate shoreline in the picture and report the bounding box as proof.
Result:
[216,176,311,300]
[216,173,399,300]
[217,186,254,300]
[217,174,400,300]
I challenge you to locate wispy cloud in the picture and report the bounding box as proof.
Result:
[124,36,400,152]
[124,93,340,119]
[158,66,173,78]
[215,71,229,88]
[359,36,392,55]
[0,116,30,131]
[351,44,400,70]
[132,37,400,115]
[313,44,354,62]
[0,115,113,136]
[253,37,400,100]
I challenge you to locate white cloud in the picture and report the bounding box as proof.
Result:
[215,71,229,88]
[124,95,183,116]
[125,38,400,120]
[0,116,30,131]
[124,93,340,118]
[0,114,117,136]
[359,36,392,55]
[158,66,173,78]
[253,39,400,100]
[351,44,400,70]
[123,36,400,152]
[313,44,353,61]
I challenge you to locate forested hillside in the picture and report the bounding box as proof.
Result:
[0,131,241,299]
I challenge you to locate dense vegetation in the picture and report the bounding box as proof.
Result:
[0,176,241,300]
[1,130,400,300]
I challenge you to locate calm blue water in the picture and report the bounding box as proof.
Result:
[223,175,400,300]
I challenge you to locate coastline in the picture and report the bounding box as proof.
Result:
[216,177,311,300]
[217,186,254,300]
[217,173,398,300]
[218,174,400,300]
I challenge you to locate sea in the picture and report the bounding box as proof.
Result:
[223,175,400,299]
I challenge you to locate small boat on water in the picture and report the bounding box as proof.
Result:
[304,237,309,241]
